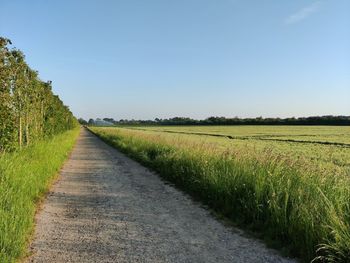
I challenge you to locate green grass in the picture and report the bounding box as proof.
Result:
[90,126,350,262]
[128,125,350,144]
[0,128,80,263]
[125,125,350,175]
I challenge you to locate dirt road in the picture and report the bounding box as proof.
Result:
[27,128,295,263]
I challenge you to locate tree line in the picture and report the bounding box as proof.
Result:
[0,37,77,152]
[80,115,350,126]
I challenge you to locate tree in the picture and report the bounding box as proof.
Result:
[0,37,16,151]
[0,36,78,152]
[78,118,88,125]
[88,119,95,126]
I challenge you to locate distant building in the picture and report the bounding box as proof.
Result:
[94,118,114,126]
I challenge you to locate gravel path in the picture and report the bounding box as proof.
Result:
[27,128,296,263]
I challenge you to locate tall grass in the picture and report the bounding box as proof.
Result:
[90,127,350,262]
[0,128,80,263]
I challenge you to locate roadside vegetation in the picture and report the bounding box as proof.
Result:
[0,37,79,262]
[90,126,350,262]
[0,37,77,152]
[0,128,79,262]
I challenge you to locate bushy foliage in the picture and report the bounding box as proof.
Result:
[0,37,77,152]
[104,115,350,126]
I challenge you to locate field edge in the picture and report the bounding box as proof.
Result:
[0,127,81,263]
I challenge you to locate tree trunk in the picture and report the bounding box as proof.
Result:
[19,115,22,148]
[25,112,30,145]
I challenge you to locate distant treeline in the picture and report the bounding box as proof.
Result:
[0,37,77,152]
[81,115,350,126]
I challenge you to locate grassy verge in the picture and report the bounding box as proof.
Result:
[0,127,80,263]
[90,127,350,263]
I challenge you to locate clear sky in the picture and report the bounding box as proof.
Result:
[1,0,349,120]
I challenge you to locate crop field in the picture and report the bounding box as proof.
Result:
[90,125,350,262]
[128,126,350,174]
[130,125,350,144]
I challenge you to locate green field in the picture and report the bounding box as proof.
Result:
[128,126,350,174]
[130,125,350,144]
[90,125,350,262]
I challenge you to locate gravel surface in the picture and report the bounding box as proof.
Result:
[26,128,296,263]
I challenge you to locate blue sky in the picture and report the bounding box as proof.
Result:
[1,0,349,120]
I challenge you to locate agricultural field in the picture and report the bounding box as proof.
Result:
[90,125,350,262]
[128,125,350,175]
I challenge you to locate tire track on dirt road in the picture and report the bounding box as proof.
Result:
[27,128,296,263]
